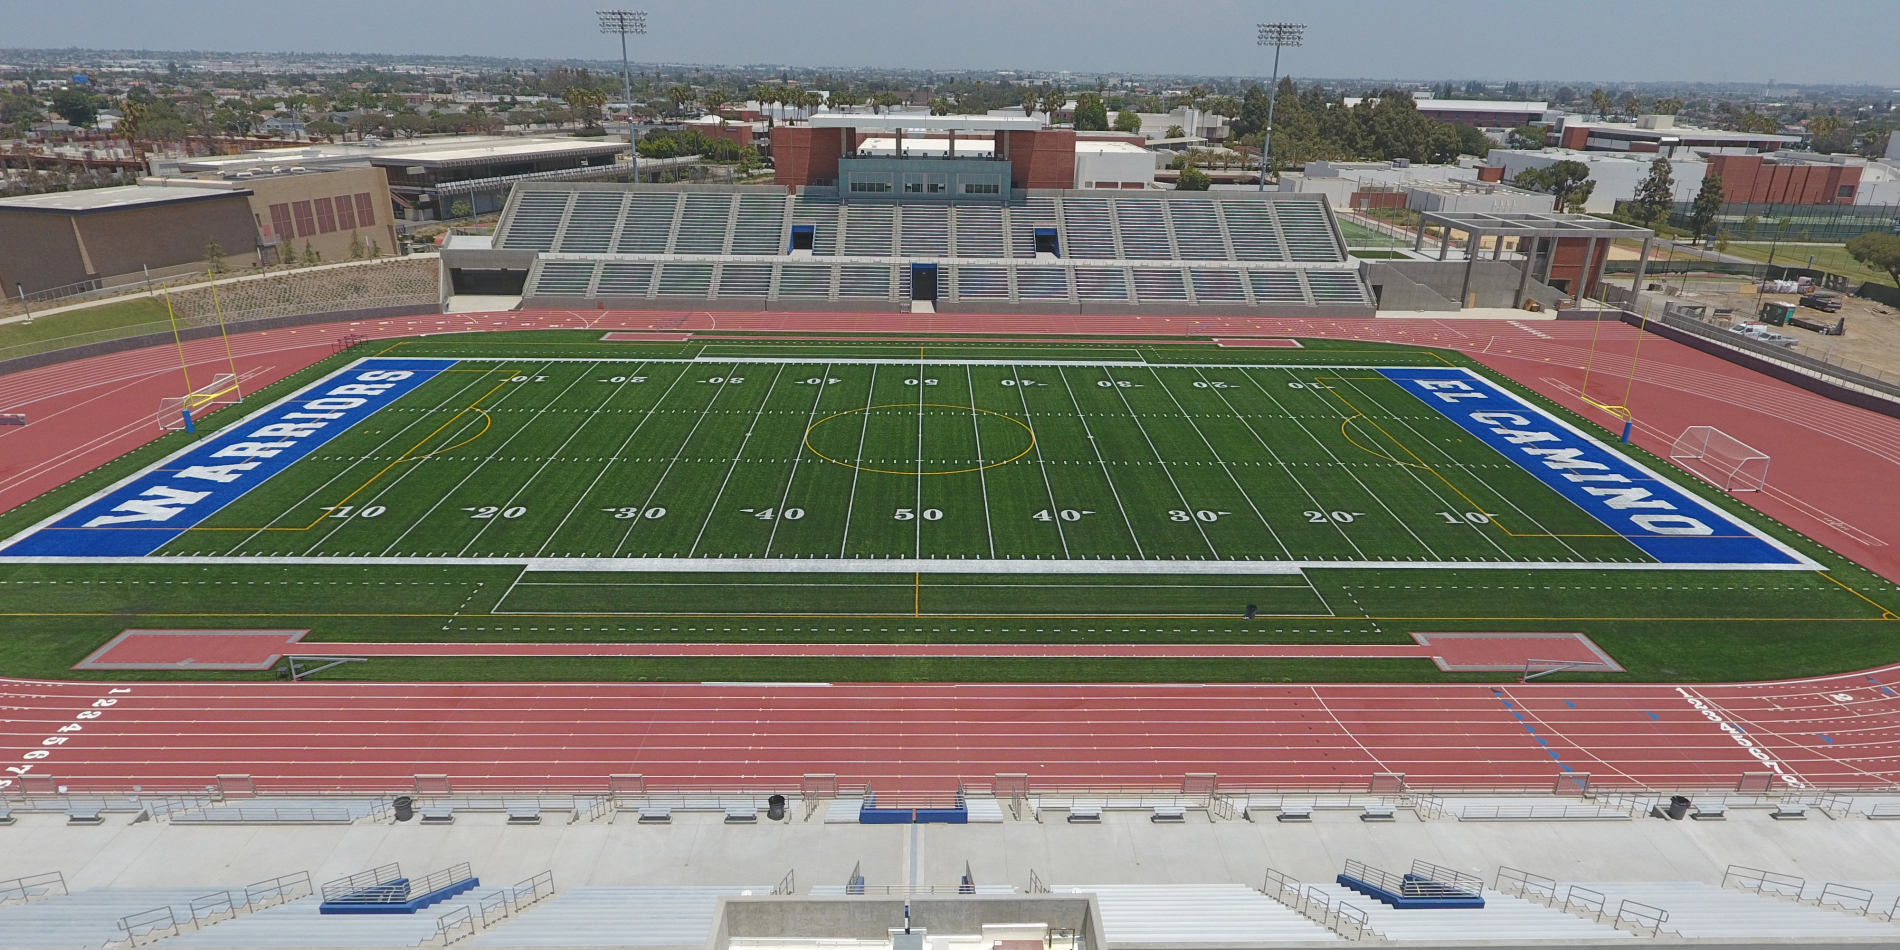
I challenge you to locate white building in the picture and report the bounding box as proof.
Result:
[1484,148,1708,214]
[1074,140,1156,190]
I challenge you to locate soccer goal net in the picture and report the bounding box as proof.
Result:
[1670,425,1770,492]
[158,374,243,431]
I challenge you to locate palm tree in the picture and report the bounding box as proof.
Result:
[666,85,694,116]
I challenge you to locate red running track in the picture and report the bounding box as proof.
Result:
[5,666,1899,794]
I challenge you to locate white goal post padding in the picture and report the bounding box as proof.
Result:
[1670,425,1769,492]
[158,374,243,431]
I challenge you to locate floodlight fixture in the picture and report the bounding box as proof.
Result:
[1255,22,1306,191]
[1256,22,1305,48]
[598,10,647,178]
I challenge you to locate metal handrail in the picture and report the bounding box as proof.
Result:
[1559,884,1607,921]
[773,870,796,896]
[1613,899,1669,937]
[1495,866,1557,903]
[115,906,180,945]
[434,905,476,945]
[1723,864,1805,899]
[321,864,402,903]
[511,870,555,908]
[246,871,313,907]
[1815,882,1873,916]
[0,871,67,904]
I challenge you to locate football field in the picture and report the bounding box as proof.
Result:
[3,349,1812,571]
[2,334,1891,684]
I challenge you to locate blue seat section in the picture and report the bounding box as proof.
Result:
[319,876,480,915]
[0,358,457,558]
[857,791,969,824]
[1337,860,1486,910]
[1378,367,1811,567]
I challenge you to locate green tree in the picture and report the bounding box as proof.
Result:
[50,88,98,127]
[1112,110,1143,134]
[449,199,474,219]
[348,231,366,260]
[1071,92,1109,131]
[204,239,229,275]
[302,241,321,266]
[1715,230,1731,254]
[1232,85,1271,138]
[1688,172,1725,240]
[1846,233,1900,286]
[1650,97,1685,116]
[1174,162,1211,191]
[1164,124,1185,139]
[1514,160,1596,213]
[1633,156,1676,227]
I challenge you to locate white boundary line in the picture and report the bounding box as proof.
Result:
[0,359,1826,574]
[0,555,1822,573]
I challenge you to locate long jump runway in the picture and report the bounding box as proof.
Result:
[5,667,1898,794]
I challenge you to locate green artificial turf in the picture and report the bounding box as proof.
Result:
[1,333,1894,684]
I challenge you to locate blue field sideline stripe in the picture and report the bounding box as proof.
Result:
[1378,367,1812,568]
[0,358,457,557]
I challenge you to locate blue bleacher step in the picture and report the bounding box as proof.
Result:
[319,876,480,914]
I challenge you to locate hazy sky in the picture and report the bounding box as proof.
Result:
[5,0,1898,86]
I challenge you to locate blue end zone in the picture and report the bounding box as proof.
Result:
[0,358,456,558]
[1379,368,1812,568]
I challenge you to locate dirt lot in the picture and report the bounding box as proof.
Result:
[1639,278,1900,381]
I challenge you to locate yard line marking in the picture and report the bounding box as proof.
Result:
[689,363,788,557]
[1192,366,1366,560]
[208,363,499,554]
[763,363,834,558]
[293,370,524,556]
[534,361,672,557]
[1078,365,1220,559]
[462,361,611,557]
[1138,366,1293,561]
[967,365,996,559]
[1011,365,1073,559]
[838,364,879,557]
[1330,373,1582,561]
[915,357,925,560]
[381,360,570,558]
[613,362,742,557]
[1246,367,1441,559]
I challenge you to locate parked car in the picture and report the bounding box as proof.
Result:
[1800,293,1844,313]
[1729,322,1800,348]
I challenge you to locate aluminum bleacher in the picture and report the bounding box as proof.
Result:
[0,886,259,949]
[488,183,1372,315]
[1551,881,1900,939]
[464,886,764,947]
[1303,883,1632,942]
[1053,884,1338,945]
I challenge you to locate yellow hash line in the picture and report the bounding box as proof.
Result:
[1816,571,1900,619]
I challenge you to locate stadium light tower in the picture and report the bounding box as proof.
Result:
[1256,22,1305,192]
[598,9,647,182]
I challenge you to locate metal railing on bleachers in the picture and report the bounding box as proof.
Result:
[1612,899,1670,937]
[245,871,313,909]
[0,870,67,905]
[1725,864,1806,900]
[1813,883,1875,916]
[115,905,181,946]
[1494,867,1558,904]
[320,864,403,904]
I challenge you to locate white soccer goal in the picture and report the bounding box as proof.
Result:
[1670,425,1769,492]
[158,373,243,431]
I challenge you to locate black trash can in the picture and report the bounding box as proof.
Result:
[394,795,415,822]
[1665,795,1691,820]
[767,794,786,821]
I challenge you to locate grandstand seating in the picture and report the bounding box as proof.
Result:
[1552,881,1900,939]
[1302,884,1631,942]
[492,184,1372,313]
[463,886,765,947]
[0,886,256,949]
[163,890,493,948]
[1053,884,1338,945]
